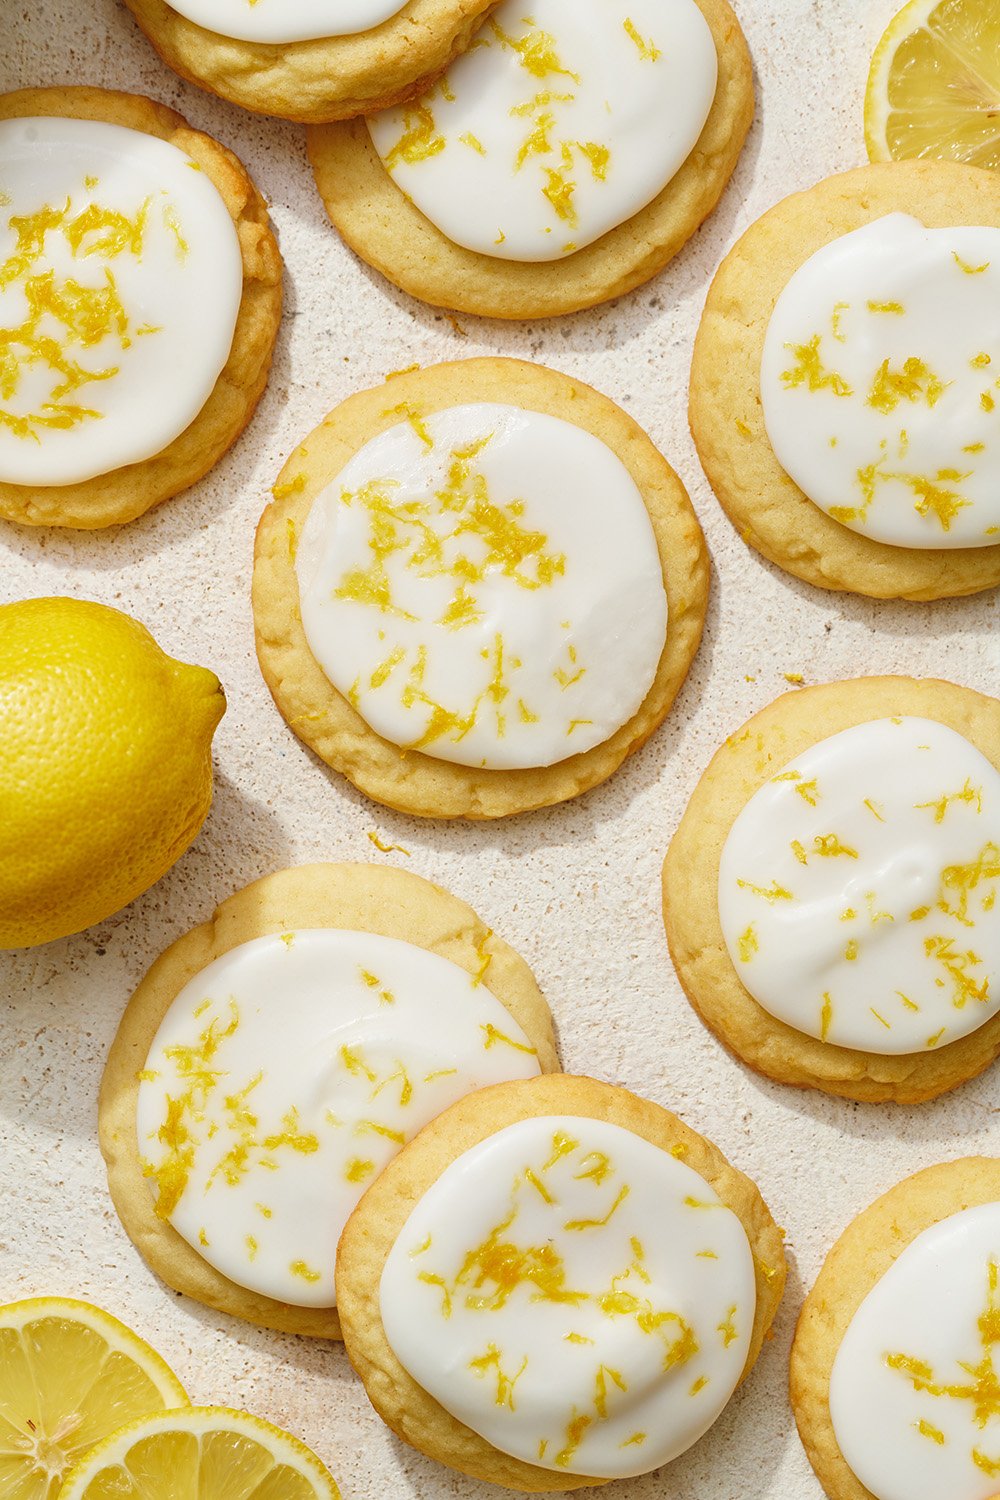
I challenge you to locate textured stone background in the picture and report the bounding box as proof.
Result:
[2,2,997,1496]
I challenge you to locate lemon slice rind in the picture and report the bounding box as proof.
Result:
[0,1296,189,1497]
[0,1297,189,1404]
[57,1406,341,1500]
[865,0,1000,168]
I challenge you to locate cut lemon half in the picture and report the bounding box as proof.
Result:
[0,1297,188,1498]
[865,0,1000,168]
[58,1407,341,1500]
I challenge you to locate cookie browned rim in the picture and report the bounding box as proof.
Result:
[121,0,500,124]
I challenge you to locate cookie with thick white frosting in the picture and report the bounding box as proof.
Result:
[663,677,1000,1103]
[253,358,708,818]
[336,1074,785,1491]
[98,863,557,1338]
[0,87,281,529]
[792,1158,1000,1500]
[690,160,1000,599]
[121,0,500,125]
[306,0,753,318]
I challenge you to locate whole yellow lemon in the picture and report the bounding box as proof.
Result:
[0,597,225,948]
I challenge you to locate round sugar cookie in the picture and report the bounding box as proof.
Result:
[252,358,708,820]
[689,160,1000,600]
[0,87,281,530]
[663,677,1000,1104]
[791,1158,1000,1500]
[306,0,753,319]
[121,0,500,126]
[98,863,557,1339]
[336,1073,786,1492]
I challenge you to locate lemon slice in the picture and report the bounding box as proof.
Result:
[58,1407,341,1500]
[865,0,1000,168]
[0,1297,188,1498]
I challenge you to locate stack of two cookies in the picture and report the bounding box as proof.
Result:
[0,0,752,528]
[99,861,786,1490]
[121,0,754,320]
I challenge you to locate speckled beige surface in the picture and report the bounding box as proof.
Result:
[1,3,997,1499]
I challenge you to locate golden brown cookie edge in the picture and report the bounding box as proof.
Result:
[120,0,501,125]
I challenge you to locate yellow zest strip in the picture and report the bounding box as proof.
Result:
[290,1261,322,1284]
[954,251,990,275]
[623,18,661,60]
[738,925,758,962]
[564,1184,629,1232]
[481,1023,537,1055]
[367,829,411,856]
[272,473,306,501]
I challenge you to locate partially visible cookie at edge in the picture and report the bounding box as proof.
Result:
[663,676,1000,1103]
[791,1157,1000,1500]
[120,0,501,124]
[0,86,281,529]
[689,160,1000,600]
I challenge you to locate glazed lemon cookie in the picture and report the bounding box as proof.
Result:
[253,358,708,819]
[0,87,281,530]
[791,1157,1000,1500]
[121,0,499,125]
[690,160,1000,599]
[663,677,1000,1104]
[336,1074,785,1491]
[99,863,557,1338]
[307,0,753,318]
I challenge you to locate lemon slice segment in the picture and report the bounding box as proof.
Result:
[58,1408,341,1500]
[0,1298,188,1500]
[865,0,1000,168]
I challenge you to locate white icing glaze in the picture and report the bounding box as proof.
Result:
[830,1202,1000,1500]
[295,402,668,770]
[718,717,1000,1055]
[0,116,242,487]
[135,929,541,1308]
[379,1115,756,1479]
[161,0,406,43]
[367,0,718,263]
[760,215,1000,549]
